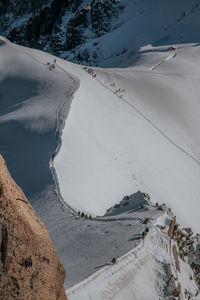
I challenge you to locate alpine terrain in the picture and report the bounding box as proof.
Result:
[1,0,200,299]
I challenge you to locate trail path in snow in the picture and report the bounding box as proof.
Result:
[88,69,200,167]
[115,68,200,81]
[151,52,177,70]
[51,62,80,217]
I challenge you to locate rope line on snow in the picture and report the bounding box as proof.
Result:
[92,72,200,167]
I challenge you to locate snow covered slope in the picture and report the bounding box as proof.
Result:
[54,43,200,233]
[0,36,79,200]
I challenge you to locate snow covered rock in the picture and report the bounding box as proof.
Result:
[105,191,150,216]
[0,154,67,300]
[0,0,123,65]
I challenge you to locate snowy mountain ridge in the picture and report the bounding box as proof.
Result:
[1,1,200,298]
[67,215,200,300]
[2,0,200,66]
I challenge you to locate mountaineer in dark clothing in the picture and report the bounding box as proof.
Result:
[111,257,116,264]
[142,228,149,238]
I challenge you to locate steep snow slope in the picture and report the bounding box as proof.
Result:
[54,43,200,233]
[0,37,79,200]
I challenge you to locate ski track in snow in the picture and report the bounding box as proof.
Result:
[151,52,177,70]
[50,63,80,217]
[115,68,200,81]
[90,70,200,167]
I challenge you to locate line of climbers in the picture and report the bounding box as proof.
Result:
[77,211,92,220]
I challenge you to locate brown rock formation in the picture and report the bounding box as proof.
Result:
[0,154,68,300]
[172,282,181,297]
[168,217,176,238]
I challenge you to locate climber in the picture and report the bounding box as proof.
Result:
[142,228,149,239]
[111,257,116,264]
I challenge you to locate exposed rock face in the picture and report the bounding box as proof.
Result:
[165,214,200,297]
[172,282,181,297]
[168,216,176,238]
[0,154,67,300]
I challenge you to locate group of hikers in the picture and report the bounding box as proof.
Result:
[77,211,92,220]
[76,192,152,268]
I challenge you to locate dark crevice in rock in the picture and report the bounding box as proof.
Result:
[0,185,3,197]
[1,224,8,273]
[20,256,33,268]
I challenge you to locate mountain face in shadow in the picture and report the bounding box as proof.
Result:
[2,0,200,66]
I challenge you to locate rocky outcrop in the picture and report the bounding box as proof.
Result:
[165,213,200,297]
[0,154,67,300]
[168,216,176,238]
[105,191,150,216]
[172,282,181,297]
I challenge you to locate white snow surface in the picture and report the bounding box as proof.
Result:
[54,43,200,233]
[0,37,79,197]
